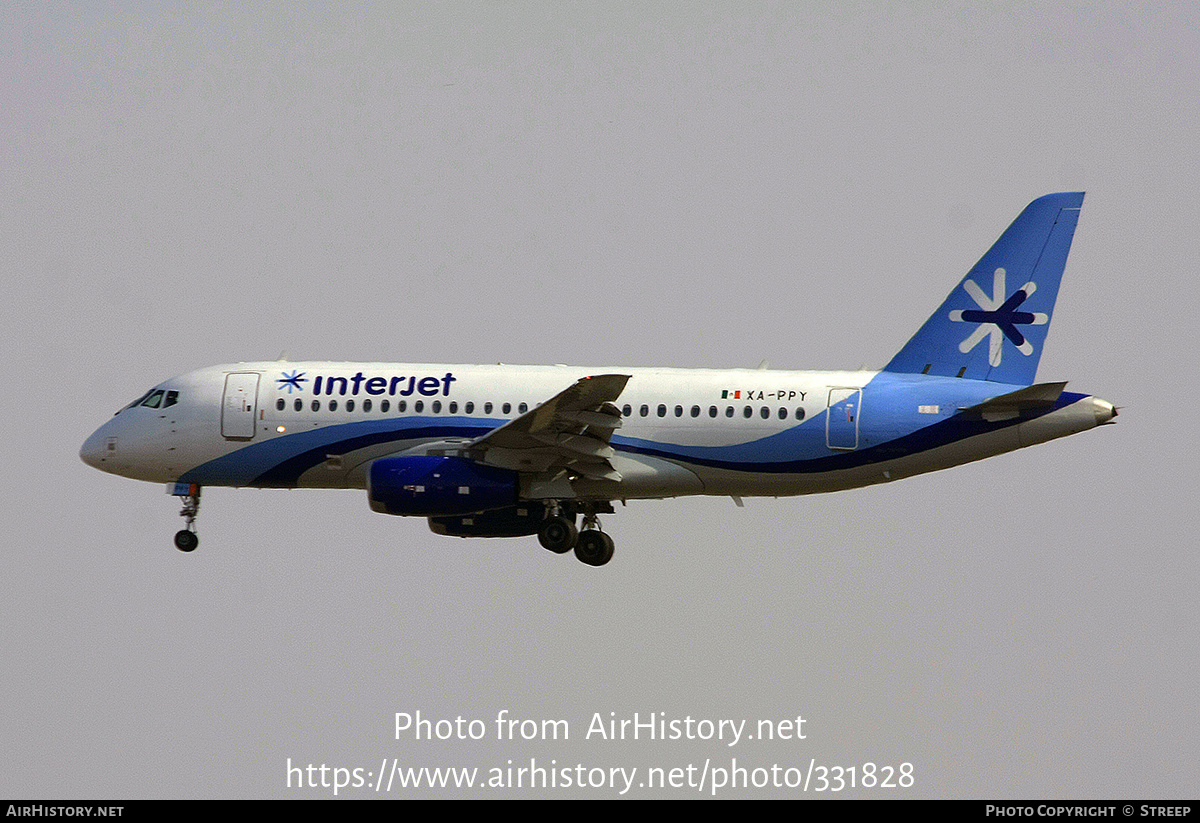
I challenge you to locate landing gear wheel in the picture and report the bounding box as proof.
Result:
[173,485,202,552]
[574,530,614,567]
[538,516,578,554]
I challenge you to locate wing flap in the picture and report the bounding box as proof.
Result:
[562,409,623,430]
[470,374,631,487]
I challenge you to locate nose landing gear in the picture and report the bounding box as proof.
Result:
[171,483,201,552]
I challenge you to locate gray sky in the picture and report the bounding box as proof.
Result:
[3,2,1196,798]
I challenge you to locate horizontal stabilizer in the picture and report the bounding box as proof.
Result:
[961,381,1067,421]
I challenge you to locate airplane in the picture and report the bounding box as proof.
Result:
[80,192,1115,566]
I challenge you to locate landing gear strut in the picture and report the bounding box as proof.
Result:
[173,484,201,552]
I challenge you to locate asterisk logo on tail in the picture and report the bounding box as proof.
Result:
[949,267,1048,366]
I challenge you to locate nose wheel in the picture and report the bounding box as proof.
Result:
[172,484,202,552]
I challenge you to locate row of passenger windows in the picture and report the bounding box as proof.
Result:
[275,397,527,415]
[622,403,806,421]
[274,396,806,421]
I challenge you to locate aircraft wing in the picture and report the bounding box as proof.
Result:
[467,374,630,482]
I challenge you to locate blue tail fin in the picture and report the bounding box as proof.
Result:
[884,192,1085,385]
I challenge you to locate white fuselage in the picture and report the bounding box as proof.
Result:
[80,361,1115,503]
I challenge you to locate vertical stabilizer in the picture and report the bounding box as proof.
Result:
[884,192,1084,385]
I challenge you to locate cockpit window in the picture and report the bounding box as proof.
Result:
[117,389,155,414]
[116,388,180,415]
[140,390,165,408]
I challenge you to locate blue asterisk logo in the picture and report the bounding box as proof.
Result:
[949,268,1048,366]
[277,370,307,393]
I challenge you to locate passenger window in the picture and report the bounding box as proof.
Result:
[294,399,302,412]
[725,406,734,418]
[502,403,511,414]
[432,400,442,413]
[760,406,769,419]
[743,406,752,418]
[381,399,390,413]
[465,401,474,414]
[449,401,458,414]
[640,405,649,417]
[657,404,667,418]
[484,402,493,414]
[346,399,355,412]
[363,398,372,412]
[276,398,285,411]
[709,406,717,418]
[311,400,321,412]
[329,399,338,411]
[622,404,631,417]
[398,400,406,413]
[674,405,683,417]
[519,402,528,413]
[778,407,787,419]
[795,407,806,420]
[690,405,700,418]
[414,400,424,413]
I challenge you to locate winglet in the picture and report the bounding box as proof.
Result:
[884,192,1085,385]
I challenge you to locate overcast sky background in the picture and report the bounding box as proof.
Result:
[3,2,1197,798]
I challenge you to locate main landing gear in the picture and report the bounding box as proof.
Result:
[172,484,201,552]
[537,502,615,567]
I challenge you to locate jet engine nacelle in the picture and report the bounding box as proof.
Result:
[367,455,518,516]
[428,503,548,538]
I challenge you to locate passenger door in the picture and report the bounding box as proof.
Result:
[826,387,861,450]
[221,373,260,440]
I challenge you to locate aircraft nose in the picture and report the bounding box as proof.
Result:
[80,427,111,471]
